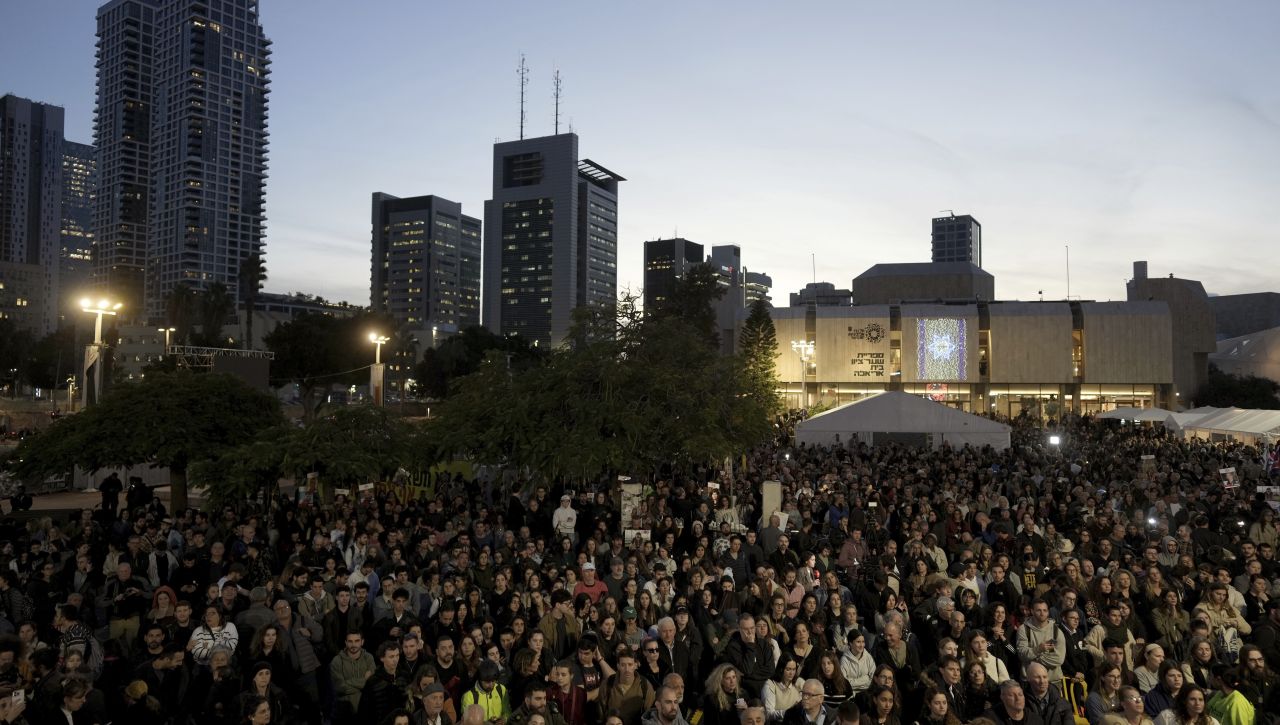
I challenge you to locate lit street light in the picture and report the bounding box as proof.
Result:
[368,332,390,406]
[791,339,814,408]
[80,298,122,407]
[158,326,176,356]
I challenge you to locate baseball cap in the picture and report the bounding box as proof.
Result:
[582,562,596,571]
[623,607,638,620]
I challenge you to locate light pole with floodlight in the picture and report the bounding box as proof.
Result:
[369,333,389,406]
[791,339,814,408]
[80,298,122,407]
[158,327,176,358]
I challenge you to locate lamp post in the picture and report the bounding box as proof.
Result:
[157,327,176,357]
[368,333,389,406]
[80,298,122,407]
[791,339,814,409]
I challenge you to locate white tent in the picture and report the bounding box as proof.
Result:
[1182,407,1280,445]
[795,391,1012,450]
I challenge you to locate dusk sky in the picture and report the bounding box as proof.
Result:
[3,1,1278,307]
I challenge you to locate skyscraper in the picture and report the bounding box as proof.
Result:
[642,238,703,312]
[0,95,64,335]
[61,141,97,315]
[931,213,982,267]
[93,0,271,322]
[371,193,481,331]
[482,132,622,346]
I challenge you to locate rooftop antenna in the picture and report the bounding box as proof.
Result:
[517,53,529,140]
[939,209,954,217]
[553,68,562,135]
[811,253,816,285]
[1065,244,1071,300]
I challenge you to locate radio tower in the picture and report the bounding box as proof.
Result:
[517,54,529,139]
[553,68,563,134]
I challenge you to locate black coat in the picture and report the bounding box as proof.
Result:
[722,632,774,693]
[359,669,408,725]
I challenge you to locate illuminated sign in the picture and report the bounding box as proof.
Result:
[917,318,967,380]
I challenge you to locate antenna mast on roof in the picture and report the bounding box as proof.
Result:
[517,53,529,140]
[553,68,562,135]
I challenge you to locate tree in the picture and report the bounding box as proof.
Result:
[1195,364,1280,409]
[265,310,397,422]
[9,372,283,510]
[414,325,543,399]
[430,282,776,484]
[238,253,266,350]
[650,262,724,348]
[165,283,199,346]
[194,282,235,347]
[27,327,81,391]
[738,298,781,412]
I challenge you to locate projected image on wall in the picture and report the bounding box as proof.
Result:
[917,318,967,380]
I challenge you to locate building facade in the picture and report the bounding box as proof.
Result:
[93,0,270,322]
[0,95,65,335]
[931,213,982,267]
[482,133,622,346]
[768,300,1174,415]
[852,262,994,304]
[642,237,703,312]
[790,282,853,308]
[61,141,97,318]
[745,270,772,307]
[1126,262,1215,402]
[371,193,481,331]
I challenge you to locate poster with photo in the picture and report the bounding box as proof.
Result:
[1258,486,1280,512]
[1221,467,1238,489]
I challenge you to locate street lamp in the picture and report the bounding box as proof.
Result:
[157,327,176,356]
[368,333,390,406]
[80,298,122,407]
[791,340,814,408]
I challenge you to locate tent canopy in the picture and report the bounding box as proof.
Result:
[1183,407,1280,440]
[1097,407,1173,422]
[795,391,1011,450]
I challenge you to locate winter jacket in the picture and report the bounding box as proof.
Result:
[1025,684,1074,725]
[722,632,775,693]
[329,649,376,712]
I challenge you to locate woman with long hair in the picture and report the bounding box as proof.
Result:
[1154,684,1217,725]
[700,663,746,725]
[245,624,293,684]
[963,631,1009,685]
[1086,663,1125,725]
[766,595,790,644]
[763,653,804,722]
[787,621,822,679]
[864,684,902,725]
[1151,590,1189,661]
[1180,637,1218,698]
[1104,685,1154,725]
[817,651,851,709]
[983,603,1021,679]
[914,687,962,725]
[841,630,876,696]
[147,586,178,628]
[456,635,481,679]
[961,660,997,722]
[635,590,659,630]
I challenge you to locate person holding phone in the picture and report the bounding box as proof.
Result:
[699,663,747,725]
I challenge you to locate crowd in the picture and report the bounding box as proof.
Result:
[0,412,1279,725]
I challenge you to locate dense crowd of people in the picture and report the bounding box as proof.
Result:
[0,413,1278,725]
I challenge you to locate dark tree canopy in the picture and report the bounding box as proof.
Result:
[10,372,283,510]
[1196,364,1280,409]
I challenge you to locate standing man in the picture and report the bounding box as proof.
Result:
[330,631,374,725]
[99,562,149,655]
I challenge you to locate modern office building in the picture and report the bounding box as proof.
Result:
[482,132,622,346]
[61,141,97,317]
[931,213,982,267]
[642,237,703,312]
[1209,292,1280,339]
[745,271,772,307]
[790,282,853,308]
[0,95,65,336]
[371,193,481,331]
[93,0,271,322]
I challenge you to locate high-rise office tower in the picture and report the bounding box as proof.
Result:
[61,141,97,315]
[482,132,622,346]
[371,193,481,331]
[745,271,772,307]
[0,95,65,335]
[642,238,703,312]
[93,0,270,321]
[931,213,982,267]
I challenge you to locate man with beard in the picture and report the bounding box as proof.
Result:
[1239,644,1279,725]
